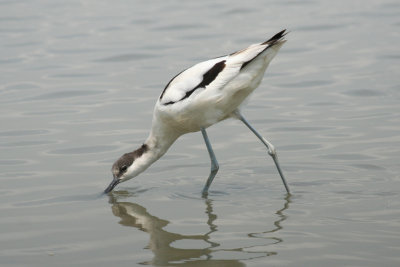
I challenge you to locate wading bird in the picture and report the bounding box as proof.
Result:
[105,30,290,195]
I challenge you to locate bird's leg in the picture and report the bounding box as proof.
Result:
[201,127,219,196]
[235,111,290,194]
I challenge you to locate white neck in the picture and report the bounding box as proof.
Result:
[125,111,182,181]
[124,130,178,181]
[144,126,180,161]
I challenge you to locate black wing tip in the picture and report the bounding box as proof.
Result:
[262,29,288,45]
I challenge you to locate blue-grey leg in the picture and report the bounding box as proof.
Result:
[201,127,219,196]
[235,111,290,194]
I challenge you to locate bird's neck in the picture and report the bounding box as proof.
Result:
[127,131,177,180]
[144,124,180,161]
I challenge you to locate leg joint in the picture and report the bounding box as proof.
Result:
[267,145,276,157]
[211,162,219,174]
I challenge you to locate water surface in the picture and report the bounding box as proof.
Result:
[1,0,400,266]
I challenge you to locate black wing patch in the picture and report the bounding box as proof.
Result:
[163,60,226,105]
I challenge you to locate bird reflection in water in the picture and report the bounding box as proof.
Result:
[108,192,290,266]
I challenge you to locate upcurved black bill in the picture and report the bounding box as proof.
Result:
[104,178,120,194]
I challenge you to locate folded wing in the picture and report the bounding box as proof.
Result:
[159,30,287,106]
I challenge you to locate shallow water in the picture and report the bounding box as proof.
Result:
[1,0,400,266]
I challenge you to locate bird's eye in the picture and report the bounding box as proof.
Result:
[120,165,128,173]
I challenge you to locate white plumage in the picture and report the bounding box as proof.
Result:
[105,30,290,195]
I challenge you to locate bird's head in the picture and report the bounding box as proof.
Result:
[104,144,149,193]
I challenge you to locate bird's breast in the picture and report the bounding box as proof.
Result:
[155,85,256,134]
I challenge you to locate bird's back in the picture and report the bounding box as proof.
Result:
[154,31,287,135]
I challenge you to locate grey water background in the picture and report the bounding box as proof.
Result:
[1,0,399,266]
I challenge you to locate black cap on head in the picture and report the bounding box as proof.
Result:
[105,144,149,193]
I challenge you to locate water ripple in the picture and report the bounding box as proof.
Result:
[47,145,118,155]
